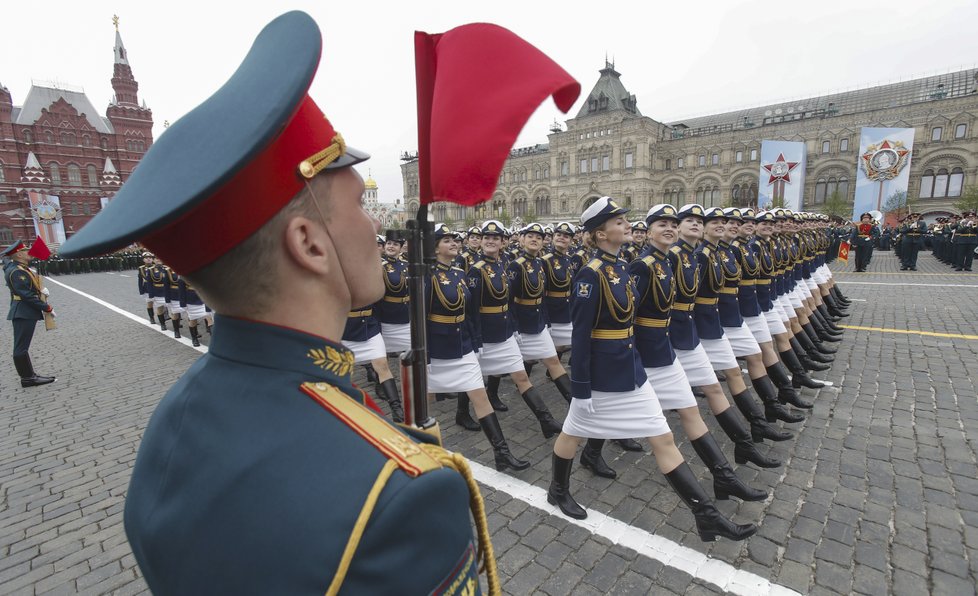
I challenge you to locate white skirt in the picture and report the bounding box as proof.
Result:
[804,278,819,292]
[776,297,793,321]
[516,329,557,360]
[815,265,831,284]
[674,345,720,387]
[381,322,411,353]
[744,314,773,344]
[186,304,208,321]
[167,300,185,316]
[700,337,740,371]
[342,333,387,364]
[788,289,804,309]
[722,323,762,357]
[478,335,524,376]
[645,359,696,411]
[763,309,789,335]
[561,381,669,439]
[549,322,572,347]
[428,351,484,393]
[152,296,166,308]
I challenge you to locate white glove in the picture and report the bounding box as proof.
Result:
[42,288,50,297]
[571,397,596,416]
[48,310,57,318]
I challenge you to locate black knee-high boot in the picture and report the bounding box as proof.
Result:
[147,307,156,324]
[752,375,805,423]
[486,375,508,411]
[580,439,616,478]
[795,330,835,359]
[551,373,572,404]
[714,408,782,468]
[158,312,168,331]
[783,344,828,386]
[479,413,530,472]
[810,310,844,336]
[378,378,404,423]
[548,454,587,519]
[664,462,757,542]
[455,394,480,431]
[189,325,201,347]
[766,362,813,408]
[172,317,182,339]
[731,389,794,442]
[690,432,768,501]
[520,387,562,438]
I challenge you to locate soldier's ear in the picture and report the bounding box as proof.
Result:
[282,215,333,277]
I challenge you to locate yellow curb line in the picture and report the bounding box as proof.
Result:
[839,324,978,341]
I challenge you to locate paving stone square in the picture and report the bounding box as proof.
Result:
[2,251,977,594]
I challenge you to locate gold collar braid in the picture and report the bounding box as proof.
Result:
[299,132,347,179]
[419,445,501,596]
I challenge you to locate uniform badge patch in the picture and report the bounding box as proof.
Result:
[576,282,592,298]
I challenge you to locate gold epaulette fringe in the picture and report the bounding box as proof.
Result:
[420,445,501,596]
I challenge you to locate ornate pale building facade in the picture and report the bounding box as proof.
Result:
[401,62,978,224]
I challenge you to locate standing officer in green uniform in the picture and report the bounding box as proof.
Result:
[59,12,496,595]
[3,240,57,387]
[953,211,978,271]
[899,213,926,270]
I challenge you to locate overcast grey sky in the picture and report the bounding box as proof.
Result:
[3,0,976,206]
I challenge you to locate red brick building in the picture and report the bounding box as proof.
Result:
[0,23,152,248]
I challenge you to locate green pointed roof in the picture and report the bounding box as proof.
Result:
[576,60,641,118]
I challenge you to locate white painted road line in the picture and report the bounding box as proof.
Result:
[838,281,978,288]
[50,275,799,596]
[471,462,800,596]
[47,277,207,354]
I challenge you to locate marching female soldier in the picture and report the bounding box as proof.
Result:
[541,221,577,354]
[342,235,404,423]
[137,252,157,324]
[428,223,530,471]
[730,209,815,409]
[466,219,562,438]
[177,278,213,347]
[547,198,755,542]
[667,206,789,462]
[508,223,573,401]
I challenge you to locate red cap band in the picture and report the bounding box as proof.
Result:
[142,96,336,274]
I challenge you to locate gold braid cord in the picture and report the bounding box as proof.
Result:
[419,445,501,596]
[326,459,400,596]
[299,132,347,179]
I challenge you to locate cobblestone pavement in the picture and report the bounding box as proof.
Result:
[2,250,977,595]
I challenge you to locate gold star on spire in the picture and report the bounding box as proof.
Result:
[112,15,120,30]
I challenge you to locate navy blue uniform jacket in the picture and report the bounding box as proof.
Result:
[124,315,480,595]
[570,250,646,399]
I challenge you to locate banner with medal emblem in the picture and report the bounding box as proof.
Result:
[758,141,807,212]
[853,127,914,223]
[28,191,67,247]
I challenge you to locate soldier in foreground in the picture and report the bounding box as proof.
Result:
[60,11,495,595]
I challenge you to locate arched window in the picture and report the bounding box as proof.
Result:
[82,135,91,147]
[100,137,108,150]
[948,167,964,197]
[45,131,54,143]
[732,185,741,203]
[933,168,949,198]
[61,132,76,145]
[747,184,757,207]
[49,163,61,185]
[0,161,5,183]
[838,177,849,200]
[492,199,505,217]
[24,130,33,143]
[87,164,99,187]
[711,188,720,203]
[0,227,13,244]
[919,169,935,198]
[535,194,551,216]
[67,164,82,186]
[814,178,827,204]
[826,177,838,198]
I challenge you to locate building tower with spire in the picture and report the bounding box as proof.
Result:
[0,15,154,247]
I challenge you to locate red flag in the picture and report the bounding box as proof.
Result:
[28,236,51,261]
[415,24,580,206]
[838,241,850,263]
